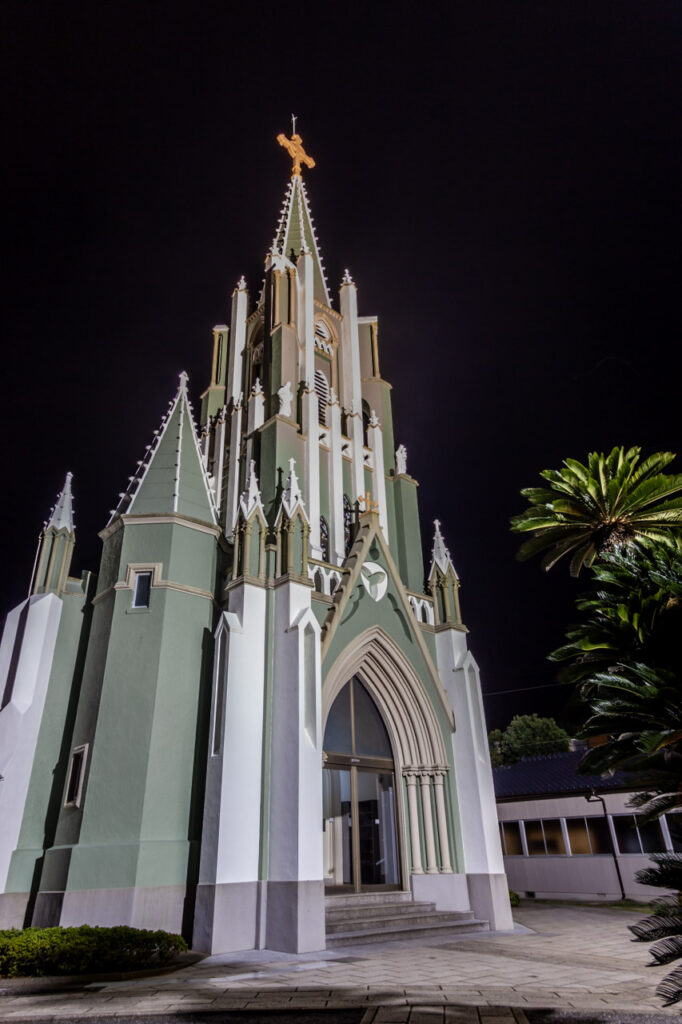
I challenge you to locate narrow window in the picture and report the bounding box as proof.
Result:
[132,571,152,608]
[343,495,353,555]
[525,819,545,855]
[65,745,88,806]
[320,516,330,562]
[314,369,329,425]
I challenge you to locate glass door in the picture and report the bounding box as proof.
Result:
[323,678,401,893]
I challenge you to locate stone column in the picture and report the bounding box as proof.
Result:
[405,773,423,874]
[433,771,453,873]
[420,773,439,874]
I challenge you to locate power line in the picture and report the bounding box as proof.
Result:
[482,681,570,697]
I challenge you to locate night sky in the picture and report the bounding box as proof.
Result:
[2,2,680,730]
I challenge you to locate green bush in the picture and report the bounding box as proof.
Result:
[509,889,521,907]
[0,925,188,977]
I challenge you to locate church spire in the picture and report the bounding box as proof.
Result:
[109,372,217,526]
[30,473,76,595]
[271,128,330,306]
[47,471,75,533]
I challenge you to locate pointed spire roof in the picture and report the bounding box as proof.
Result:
[47,472,75,533]
[109,372,217,526]
[239,459,264,520]
[271,176,330,306]
[278,457,308,522]
[429,519,458,579]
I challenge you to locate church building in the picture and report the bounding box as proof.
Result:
[0,131,512,952]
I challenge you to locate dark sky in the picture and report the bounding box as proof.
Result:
[2,1,680,730]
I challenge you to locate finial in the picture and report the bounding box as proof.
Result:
[239,459,263,520]
[237,274,247,290]
[280,457,307,520]
[431,519,456,576]
[395,444,408,475]
[341,268,354,286]
[276,127,316,178]
[369,409,380,428]
[178,370,189,392]
[252,377,263,397]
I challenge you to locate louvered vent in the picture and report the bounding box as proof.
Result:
[314,369,329,425]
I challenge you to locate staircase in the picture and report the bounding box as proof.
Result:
[325,891,488,947]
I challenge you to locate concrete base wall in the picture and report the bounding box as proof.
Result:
[0,891,30,929]
[54,885,186,934]
[467,872,514,930]
[194,880,262,953]
[410,872,471,912]
[265,879,325,953]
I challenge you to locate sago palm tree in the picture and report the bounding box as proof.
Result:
[511,446,682,575]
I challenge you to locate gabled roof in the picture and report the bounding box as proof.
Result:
[47,472,75,532]
[321,512,454,728]
[109,372,217,526]
[493,749,636,801]
[271,176,330,306]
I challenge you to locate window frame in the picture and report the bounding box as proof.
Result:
[64,743,89,808]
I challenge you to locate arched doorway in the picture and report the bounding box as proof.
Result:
[322,676,401,892]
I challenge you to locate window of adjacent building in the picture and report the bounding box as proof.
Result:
[565,817,591,855]
[500,821,523,856]
[586,816,613,854]
[612,814,665,855]
[524,818,566,856]
[132,571,152,608]
[65,745,88,807]
[667,814,682,852]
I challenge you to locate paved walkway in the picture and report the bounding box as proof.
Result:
[0,904,677,1020]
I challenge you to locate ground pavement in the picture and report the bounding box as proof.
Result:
[0,904,678,1021]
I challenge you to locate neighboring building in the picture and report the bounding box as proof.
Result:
[494,749,679,901]
[0,131,512,953]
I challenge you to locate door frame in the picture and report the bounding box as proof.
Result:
[323,752,402,894]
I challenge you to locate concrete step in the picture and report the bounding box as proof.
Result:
[326,915,489,947]
[325,890,414,908]
[326,909,477,935]
[326,899,438,922]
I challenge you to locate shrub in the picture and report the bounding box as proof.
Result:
[509,889,521,907]
[0,925,188,977]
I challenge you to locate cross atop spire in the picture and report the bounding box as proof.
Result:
[276,128,315,179]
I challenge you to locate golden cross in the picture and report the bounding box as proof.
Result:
[358,491,379,515]
[277,129,316,178]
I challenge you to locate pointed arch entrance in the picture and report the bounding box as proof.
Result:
[323,627,456,892]
[323,677,401,892]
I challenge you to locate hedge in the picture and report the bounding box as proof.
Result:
[0,925,188,977]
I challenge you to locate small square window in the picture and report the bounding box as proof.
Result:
[132,571,152,608]
[65,745,88,806]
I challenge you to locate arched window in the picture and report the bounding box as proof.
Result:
[315,368,329,425]
[320,516,330,562]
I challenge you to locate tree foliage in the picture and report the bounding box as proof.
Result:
[511,446,682,576]
[488,713,570,766]
[511,445,682,1005]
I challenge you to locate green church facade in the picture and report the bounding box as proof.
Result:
[0,138,512,951]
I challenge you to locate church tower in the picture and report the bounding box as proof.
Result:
[0,130,512,951]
